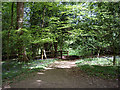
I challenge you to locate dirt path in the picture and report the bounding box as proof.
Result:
[4,60,118,88]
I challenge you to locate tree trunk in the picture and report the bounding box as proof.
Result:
[16,2,24,30]
[44,43,48,59]
[44,50,47,59]
[112,41,116,65]
[60,50,62,59]
[54,42,57,58]
[113,54,116,65]
[17,2,28,61]
[42,6,45,28]
[23,47,29,61]
[41,6,46,59]
[97,48,100,58]
[11,2,14,28]
[113,45,116,65]
[60,36,63,59]
[7,3,14,61]
[41,49,44,59]
[7,30,10,61]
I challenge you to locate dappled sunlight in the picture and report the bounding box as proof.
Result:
[36,80,42,83]
[2,59,56,82]
[3,85,11,89]
[37,72,44,75]
[49,60,77,69]
[9,67,118,88]
[30,80,42,87]
[76,56,120,66]
[77,64,118,79]
[75,57,119,79]
[56,65,74,68]
[44,67,54,70]
[3,59,118,88]
[29,66,44,69]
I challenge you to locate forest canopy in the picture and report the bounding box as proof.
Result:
[2,2,120,65]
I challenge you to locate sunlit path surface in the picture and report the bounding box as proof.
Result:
[5,60,118,88]
[48,60,76,68]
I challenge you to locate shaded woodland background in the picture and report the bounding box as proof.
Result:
[2,2,120,65]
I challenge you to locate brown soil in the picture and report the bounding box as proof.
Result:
[3,60,118,88]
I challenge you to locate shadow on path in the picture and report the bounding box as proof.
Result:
[4,60,118,88]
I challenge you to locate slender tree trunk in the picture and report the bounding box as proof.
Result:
[11,2,14,28]
[97,48,100,58]
[54,42,57,58]
[7,31,10,61]
[7,3,14,61]
[23,46,29,61]
[41,49,44,59]
[113,45,116,65]
[41,6,45,59]
[44,43,48,59]
[60,36,63,59]
[44,50,47,59]
[112,31,116,65]
[60,50,62,59]
[113,54,116,65]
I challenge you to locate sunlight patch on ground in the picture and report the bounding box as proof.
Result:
[36,80,42,83]
[37,72,44,75]
[49,61,76,69]
[56,65,76,68]
[30,66,44,69]
[3,85,11,89]
[44,67,54,70]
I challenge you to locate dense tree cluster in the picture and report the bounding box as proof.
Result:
[2,2,120,65]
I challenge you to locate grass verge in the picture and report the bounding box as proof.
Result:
[2,59,57,84]
[76,57,119,79]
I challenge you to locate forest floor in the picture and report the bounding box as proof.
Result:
[3,60,118,88]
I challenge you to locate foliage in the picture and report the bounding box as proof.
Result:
[2,2,120,81]
[68,2,120,58]
[2,2,120,58]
